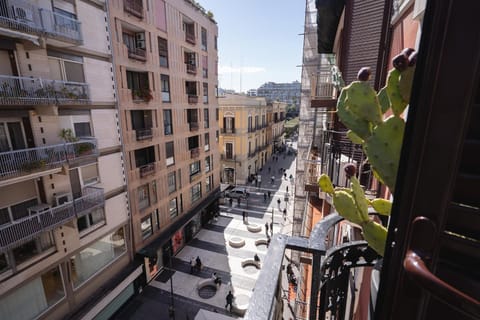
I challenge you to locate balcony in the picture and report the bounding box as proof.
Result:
[220,154,236,162]
[190,171,202,183]
[0,2,83,44]
[244,213,380,320]
[189,122,199,131]
[0,186,104,252]
[185,32,196,45]
[189,147,199,159]
[186,64,197,75]
[128,47,147,61]
[0,75,90,105]
[139,163,155,178]
[311,67,339,108]
[188,95,198,104]
[124,0,143,18]
[135,128,153,141]
[0,138,98,182]
[221,128,236,134]
[40,9,83,44]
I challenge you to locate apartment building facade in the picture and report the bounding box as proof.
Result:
[108,0,220,280]
[0,0,132,319]
[219,94,284,185]
[256,81,300,109]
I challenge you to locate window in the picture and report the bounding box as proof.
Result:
[74,122,91,137]
[168,171,176,194]
[255,115,259,130]
[225,143,233,159]
[262,114,266,127]
[203,83,208,104]
[202,56,208,78]
[206,175,213,192]
[184,51,196,74]
[0,266,65,319]
[81,163,98,185]
[201,27,207,50]
[214,35,218,50]
[186,81,197,96]
[0,121,26,152]
[48,51,85,82]
[126,71,150,101]
[204,133,210,151]
[123,32,146,60]
[204,108,209,128]
[134,146,155,168]
[163,109,173,135]
[138,184,150,210]
[205,156,211,173]
[216,130,219,142]
[224,117,235,133]
[151,180,157,204]
[169,198,178,219]
[248,116,253,132]
[183,20,195,44]
[190,160,201,176]
[158,37,168,67]
[216,108,219,121]
[161,75,170,102]
[77,207,105,234]
[141,215,153,239]
[70,228,126,288]
[191,183,201,203]
[166,141,174,166]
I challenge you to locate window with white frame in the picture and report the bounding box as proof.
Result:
[0,121,27,152]
[205,155,211,173]
[206,175,213,192]
[166,141,174,166]
[47,50,85,83]
[77,207,105,234]
[163,110,173,135]
[204,132,210,151]
[137,184,150,210]
[161,74,171,102]
[190,160,201,176]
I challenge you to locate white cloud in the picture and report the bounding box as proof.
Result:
[219,65,266,74]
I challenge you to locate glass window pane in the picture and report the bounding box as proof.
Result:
[64,61,85,83]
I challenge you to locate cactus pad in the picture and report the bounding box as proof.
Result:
[344,81,382,125]
[337,88,372,140]
[362,220,387,256]
[371,198,392,216]
[346,130,364,144]
[364,115,405,192]
[333,191,364,225]
[386,69,408,116]
[318,174,335,194]
[399,66,415,102]
[377,87,390,114]
[350,176,369,223]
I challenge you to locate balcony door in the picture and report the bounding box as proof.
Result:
[376,1,480,319]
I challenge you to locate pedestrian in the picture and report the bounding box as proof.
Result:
[263,193,267,202]
[254,253,260,262]
[283,208,287,221]
[237,197,241,206]
[284,172,287,180]
[268,191,271,198]
[190,257,195,273]
[245,211,248,223]
[229,198,233,207]
[265,222,269,235]
[196,256,202,271]
[242,211,246,223]
[271,176,275,184]
[277,198,281,209]
[270,222,273,236]
[286,186,289,193]
[225,291,234,312]
[268,166,271,173]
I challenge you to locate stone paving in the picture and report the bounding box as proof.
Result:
[114,141,298,320]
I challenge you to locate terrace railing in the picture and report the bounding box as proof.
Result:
[0,75,90,105]
[0,138,98,180]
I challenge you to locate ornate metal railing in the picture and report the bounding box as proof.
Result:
[139,163,155,178]
[0,75,90,105]
[128,47,147,61]
[135,128,153,141]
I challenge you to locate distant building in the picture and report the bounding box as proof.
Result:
[247,89,258,96]
[256,81,301,109]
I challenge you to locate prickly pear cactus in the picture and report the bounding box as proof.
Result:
[317,48,417,256]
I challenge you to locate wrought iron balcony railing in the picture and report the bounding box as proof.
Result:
[245,213,381,320]
[0,75,90,105]
[185,32,196,45]
[139,163,155,178]
[190,147,200,158]
[187,95,198,104]
[189,121,199,131]
[0,138,98,181]
[0,1,83,43]
[0,186,104,252]
[221,128,235,134]
[220,154,236,161]
[186,64,197,75]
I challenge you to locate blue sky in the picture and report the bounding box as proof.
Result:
[198,0,304,93]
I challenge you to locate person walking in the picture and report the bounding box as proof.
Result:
[237,197,241,206]
[270,222,273,236]
[283,208,287,221]
[196,256,202,272]
[286,186,289,193]
[245,211,248,223]
[268,191,271,198]
[263,192,267,202]
[225,291,234,312]
[265,222,269,236]
[242,211,246,223]
[229,198,233,207]
[277,198,281,209]
[190,257,195,273]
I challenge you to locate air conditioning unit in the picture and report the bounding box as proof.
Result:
[55,193,73,206]
[28,204,51,216]
[135,33,146,49]
[12,6,34,24]
[135,33,145,41]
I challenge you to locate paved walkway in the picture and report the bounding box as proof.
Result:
[114,140,299,320]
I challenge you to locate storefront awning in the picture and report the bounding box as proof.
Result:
[316,0,345,54]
